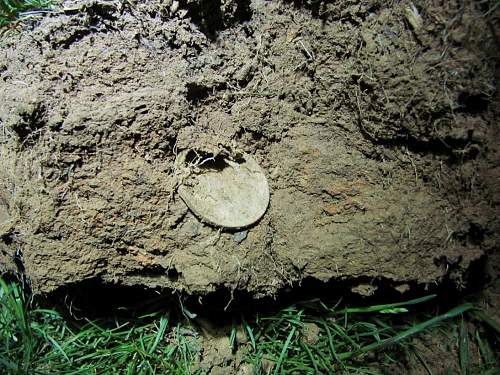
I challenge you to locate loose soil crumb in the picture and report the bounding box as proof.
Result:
[0,0,499,298]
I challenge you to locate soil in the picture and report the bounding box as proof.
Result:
[0,0,499,302]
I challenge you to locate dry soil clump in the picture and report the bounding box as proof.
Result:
[0,0,498,298]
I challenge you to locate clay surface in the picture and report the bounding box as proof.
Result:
[0,0,498,297]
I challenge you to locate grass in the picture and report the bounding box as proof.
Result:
[244,297,499,374]
[1,279,499,374]
[0,279,202,374]
[0,0,52,27]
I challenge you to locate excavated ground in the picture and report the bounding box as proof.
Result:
[0,0,499,300]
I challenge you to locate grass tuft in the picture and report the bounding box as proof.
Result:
[1,279,499,374]
[244,296,499,374]
[0,279,201,374]
[0,0,52,27]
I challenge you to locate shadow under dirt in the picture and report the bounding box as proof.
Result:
[31,252,491,322]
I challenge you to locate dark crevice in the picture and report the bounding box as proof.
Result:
[53,29,93,49]
[49,1,120,49]
[186,81,227,103]
[185,0,224,39]
[180,0,252,39]
[357,121,481,163]
[454,222,489,246]
[456,92,491,115]
[467,223,487,243]
[1,232,15,246]
[11,102,46,147]
[13,247,25,273]
[55,159,83,184]
[127,264,169,278]
[30,253,490,320]
[115,247,128,255]
[233,0,253,23]
[285,0,381,22]
[167,136,177,154]
[169,210,188,230]
[184,150,233,171]
[62,1,118,18]
[41,280,170,319]
[167,267,180,282]
[234,127,272,148]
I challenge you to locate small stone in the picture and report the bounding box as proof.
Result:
[233,230,248,244]
[302,322,321,345]
[351,284,378,297]
[261,358,275,373]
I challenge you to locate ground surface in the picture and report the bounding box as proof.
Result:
[0,0,499,299]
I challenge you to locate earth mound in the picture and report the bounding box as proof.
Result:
[0,0,499,298]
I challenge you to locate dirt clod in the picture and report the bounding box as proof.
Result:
[0,0,498,298]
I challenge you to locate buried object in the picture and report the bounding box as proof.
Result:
[178,152,270,229]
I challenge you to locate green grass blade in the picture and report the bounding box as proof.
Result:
[475,331,495,369]
[330,321,359,349]
[337,303,474,360]
[0,0,52,23]
[273,325,297,375]
[46,333,71,363]
[322,321,340,364]
[338,294,436,314]
[471,309,500,335]
[300,341,319,373]
[480,370,500,375]
[459,318,469,375]
[413,349,434,375]
[242,316,256,352]
[229,323,237,352]
[148,315,169,354]
[380,307,409,314]
[0,355,19,371]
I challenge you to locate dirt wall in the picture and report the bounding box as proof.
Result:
[0,0,498,297]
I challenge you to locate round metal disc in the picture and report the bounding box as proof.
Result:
[178,153,269,229]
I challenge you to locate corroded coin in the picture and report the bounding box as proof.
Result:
[178,153,269,229]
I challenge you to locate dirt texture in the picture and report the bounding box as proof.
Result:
[0,0,499,298]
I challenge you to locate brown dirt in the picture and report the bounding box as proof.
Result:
[0,0,499,299]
